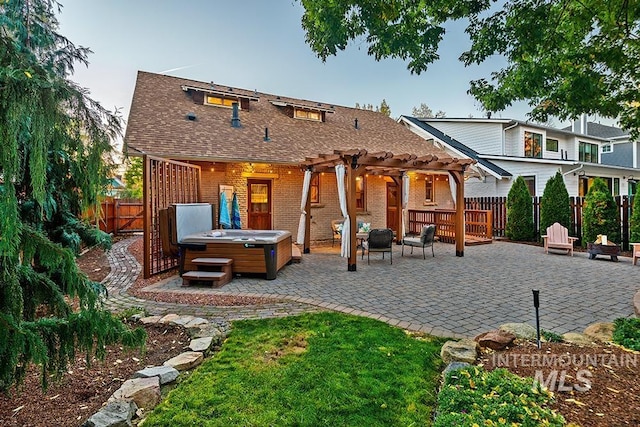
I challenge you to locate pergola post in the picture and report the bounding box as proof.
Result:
[452,170,465,256]
[347,160,358,271]
[303,171,313,254]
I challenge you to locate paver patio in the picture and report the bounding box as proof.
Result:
[127,239,640,338]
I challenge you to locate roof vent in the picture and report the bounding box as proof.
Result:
[231,102,241,128]
[209,81,215,89]
[354,118,359,129]
[264,127,271,142]
[186,112,197,121]
[228,87,233,92]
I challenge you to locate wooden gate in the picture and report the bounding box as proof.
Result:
[143,155,202,278]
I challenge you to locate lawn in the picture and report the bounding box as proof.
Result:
[142,312,445,426]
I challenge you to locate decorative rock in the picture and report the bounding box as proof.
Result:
[189,337,213,353]
[163,351,204,371]
[139,315,162,325]
[169,315,195,327]
[158,314,181,324]
[110,377,161,410]
[583,322,615,343]
[187,323,225,343]
[474,329,516,350]
[562,332,595,346]
[133,366,179,385]
[440,339,479,364]
[441,362,471,383]
[185,317,209,328]
[82,399,137,427]
[499,322,537,340]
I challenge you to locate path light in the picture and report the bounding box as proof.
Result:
[533,289,541,349]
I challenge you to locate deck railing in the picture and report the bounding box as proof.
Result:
[407,209,493,243]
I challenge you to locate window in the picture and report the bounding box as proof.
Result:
[294,108,322,121]
[425,175,434,202]
[523,176,536,196]
[355,176,366,211]
[546,138,559,152]
[602,144,612,153]
[206,95,235,107]
[310,174,319,203]
[579,141,599,163]
[614,178,620,196]
[524,132,542,158]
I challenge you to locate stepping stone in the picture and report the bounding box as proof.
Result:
[109,377,160,410]
[163,351,204,371]
[499,322,537,340]
[82,399,137,427]
[187,324,225,342]
[440,339,478,364]
[159,314,181,324]
[133,366,179,385]
[170,315,195,327]
[583,322,615,343]
[563,332,595,346]
[185,317,209,328]
[139,315,162,325]
[475,329,516,350]
[189,337,213,353]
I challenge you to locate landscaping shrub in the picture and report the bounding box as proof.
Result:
[435,366,565,426]
[539,171,572,237]
[581,177,620,246]
[612,317,640,351]
[506,176,535,241]
[630,190,640,243]
[541,329,564,343]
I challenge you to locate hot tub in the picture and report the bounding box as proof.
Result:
[179,229,292,280]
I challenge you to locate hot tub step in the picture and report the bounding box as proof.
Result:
[182,270,231,287]
[192,257,233,266]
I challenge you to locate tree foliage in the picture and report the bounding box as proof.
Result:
[539,171,572,236]
[0,0,145,390]
[354,99,392,117]
[121,156,143,199]
[581,178,620,246]
[300,0,640,133]
[411,103,446,118]
[630,190,640,243]
[506,176,534,241]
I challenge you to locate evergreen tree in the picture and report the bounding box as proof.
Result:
[582,178,620,246]
[505,176,534,241]
[539,171,572,236]
[0,0,145,390]
[630,190,640,243]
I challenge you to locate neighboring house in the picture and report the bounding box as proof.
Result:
[399,116,640,198]
[104,176,126,197]
[124,71,460,243]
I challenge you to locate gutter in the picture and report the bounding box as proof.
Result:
[562,163,584,177]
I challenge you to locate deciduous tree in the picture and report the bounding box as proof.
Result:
[582,178,621,246]
[411,103,446,118]
[0,0,145,390]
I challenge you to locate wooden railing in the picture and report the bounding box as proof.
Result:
[407,209,493,243]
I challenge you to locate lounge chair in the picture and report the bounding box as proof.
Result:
[542,222,578,256]
[367,228,394,264]
[632,243,640,265]
[331,219,343,247]
[401,224,437,259]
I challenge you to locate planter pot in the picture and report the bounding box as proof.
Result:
[587,242,621,262]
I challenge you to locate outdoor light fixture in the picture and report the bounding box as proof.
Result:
[186,112,196,121]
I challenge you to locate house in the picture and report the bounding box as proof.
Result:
[124,71,471,275]
[399,116,640,198]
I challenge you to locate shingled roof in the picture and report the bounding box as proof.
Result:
[124,71,454,164]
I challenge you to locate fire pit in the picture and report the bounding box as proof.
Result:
[587,242,621,261]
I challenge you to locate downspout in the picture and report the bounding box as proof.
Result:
[503,121,519,156]
[562,163,584,177]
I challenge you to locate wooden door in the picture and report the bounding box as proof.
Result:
[247,179,272,230]
[386,182,398,233]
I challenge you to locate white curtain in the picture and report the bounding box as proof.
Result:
[336,164,350,257]
[448,173,456,208]
[296,169,312,245]
[402,173,410,237]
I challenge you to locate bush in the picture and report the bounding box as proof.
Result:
[612,317,640,351]
[630,190,640,243]
[540,172,572,236]
[581,177,620,245]
[435,366,564,426]
[506,176,535,241]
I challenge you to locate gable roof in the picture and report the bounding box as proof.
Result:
[561,122,629,139]
[400,116,512,178]
[124,71,454,164]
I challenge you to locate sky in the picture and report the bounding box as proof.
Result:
[55,0,596,150]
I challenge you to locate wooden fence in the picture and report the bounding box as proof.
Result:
[408,209,493,243]
[465,196,634,250]
[87,198,144,234]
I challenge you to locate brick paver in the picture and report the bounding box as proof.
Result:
[104,237,639,339]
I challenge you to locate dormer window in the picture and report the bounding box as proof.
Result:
[294,108,322,121]
[206,95,236,108]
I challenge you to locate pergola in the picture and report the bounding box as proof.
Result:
[299,149,475,271]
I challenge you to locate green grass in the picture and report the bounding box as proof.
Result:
[142,312,445,426]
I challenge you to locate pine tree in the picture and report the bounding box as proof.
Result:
[539,171,572,236]
[0,0,145,390]
[630,190,640,243]
[582,178,621,246]
[505,176,534,241]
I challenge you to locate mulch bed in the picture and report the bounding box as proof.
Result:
[480,340,640,427]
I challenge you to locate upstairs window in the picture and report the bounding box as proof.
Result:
[579,141,599,163]
[524,132,542,158]
[546,138,559,152]
[602,144,612,153]
[206,96,235,107]
[294,108,322,121]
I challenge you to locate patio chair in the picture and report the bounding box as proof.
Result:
[401,224,437,259]
[542,222,578,256]
[367,228,394,264]
[331,219,343,247]
[632,243,640,266]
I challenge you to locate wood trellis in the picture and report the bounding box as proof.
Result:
[143,155,202,278]
[301,149,475,271]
